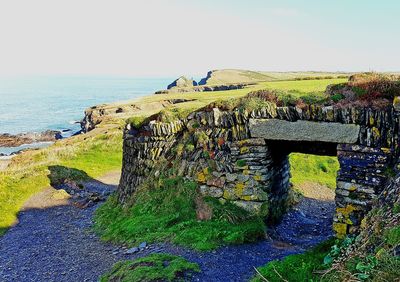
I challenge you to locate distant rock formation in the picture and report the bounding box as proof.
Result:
[0,130,62,147]
[167,76,197,90]
[198,71,212,86]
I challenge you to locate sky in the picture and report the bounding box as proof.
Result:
[0,0,399,77]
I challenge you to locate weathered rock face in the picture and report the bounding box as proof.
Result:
[167,76,197,90]
[118,101,400,238]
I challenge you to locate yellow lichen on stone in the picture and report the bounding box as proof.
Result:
[333,223,347,239]
[336,204,357,218]
[335,204,358,238]
[240,146,249,154]
[348,185,357,192]
[197,172,206,183]
[372,127,380,138]
[369,116,375,126]
[360,217,367,229]
[393,96,400,111]
[235,182,245,197]
[326,109,334,121]
[254,174,262,181]
[243,170,250,175]
[381,147,391,154]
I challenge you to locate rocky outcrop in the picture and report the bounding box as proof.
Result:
[0,130,62,147]
[198,71,212,86]
[155,83,251,94]
[167,76,197,90]
[81,99,195,133]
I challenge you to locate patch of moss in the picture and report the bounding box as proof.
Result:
[393,203,400,214]
[236,160,247,167]
[252,239,334,282]
[94,176,265,251]
[100,254,200,282]
[331,93,345,102]
[126,116,149,129]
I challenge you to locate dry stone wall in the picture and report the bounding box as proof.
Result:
[118,102,400,237]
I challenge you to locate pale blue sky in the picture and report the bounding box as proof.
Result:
[0,0,398,76]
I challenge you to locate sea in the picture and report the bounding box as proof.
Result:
[0,75,172,155]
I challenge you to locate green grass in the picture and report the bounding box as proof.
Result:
[94,176,265,251]
[258,78,346,95]
[252,239,334,282]
[200,69,349,86]
[289,153,339,189]
[100,253,200,282]
[0,128,123,235]
[124,78,347,120]
[385,226,400,246]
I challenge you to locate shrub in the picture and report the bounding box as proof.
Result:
[247,89,282,105]
[236,97,275,112]
[331,93,344,103]
[327,72,400,109]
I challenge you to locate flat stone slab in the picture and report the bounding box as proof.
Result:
[249,119,360,144]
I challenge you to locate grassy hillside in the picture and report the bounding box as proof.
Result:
[0,77,342,235]
[290,153,339,189]
[94,78,347,123]
[199,69,349,86]
[0,126,123,235]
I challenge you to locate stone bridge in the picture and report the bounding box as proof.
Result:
[118,102,400,238]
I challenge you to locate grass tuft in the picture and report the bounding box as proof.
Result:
[100,253,200,282]
[252,239,334,282]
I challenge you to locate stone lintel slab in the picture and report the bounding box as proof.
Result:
[249,119,360,144]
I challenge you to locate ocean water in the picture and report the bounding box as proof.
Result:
[0,75,171,154]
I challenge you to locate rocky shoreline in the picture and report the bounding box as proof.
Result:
[0,130,62,148]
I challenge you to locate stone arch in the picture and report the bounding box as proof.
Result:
[118,103,399,238]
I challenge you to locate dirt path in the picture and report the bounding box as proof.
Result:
[0,177,335,282]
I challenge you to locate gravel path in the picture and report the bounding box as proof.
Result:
[0,177,334,282]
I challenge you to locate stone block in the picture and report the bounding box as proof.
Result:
[249,119,360,143]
